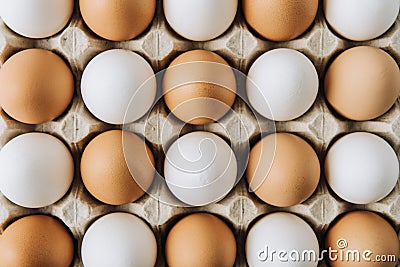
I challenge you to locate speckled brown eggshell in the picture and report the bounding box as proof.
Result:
[325,46,400,121]
[80,130,155,205]
[325,211,400,267]
[0,48,74,124]
[246,132,320,207]
[79,0,156,41]
[0,215,74,267]
[165,213,237,267]
[163,50,237,125]
[242,0,319,41]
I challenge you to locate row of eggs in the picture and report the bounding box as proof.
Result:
[0,129,398,208]
[0,46,399,125]
[1,1,399,42]
[0,210,398,266]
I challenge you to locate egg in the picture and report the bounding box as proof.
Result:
[163,0,238,41]
[0,133,74,208]
[247,48,319,121]
[324,46,400,121]
[80,130,155,205]
[81,212,157,267]
[246,212,319,267]
[163,50,236,125]
[242,0,318,41]
[0,0,73,38]
[164,131,237,206]
[0,49,74,124]
[324,0,399,41]
[0,215,74,267]
[79,0,156,41]
[325,211,399,267]
[325,132,398,204]
[165,213,237,267]
[81,49,156,125]
[246,133,320,207]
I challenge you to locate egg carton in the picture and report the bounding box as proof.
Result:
[0,0,399,266]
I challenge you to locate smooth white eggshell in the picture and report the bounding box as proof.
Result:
[247,48,318,121]
[0,133,74,208]
[81,49,156,125]
[325,132,399,204]
[163,0,238,41]
[0,0,74,38]
[324,0,400,41]
[164,131,237,206]
[82,213,157,267]
[246,212,319,267]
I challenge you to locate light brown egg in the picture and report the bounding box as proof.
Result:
[242,0,318,41]
[325,46,400,121]
[163,50,236,125]
[246,132,320,207]
[79,0,156,41]
[80,130,155,205]
[0,48,74,124]
[325,211,400,267]
[165,213,237,267]
[0,215,74,267]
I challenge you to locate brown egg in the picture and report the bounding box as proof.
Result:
[242,0,318,41]
[80,130,155,205]
[79,0,156,41]
[326,211,400,267]
[0,49,74,124]
[0,215,74,267]
[325,46,400,121]
[163,50,236,125]
[246,133,320,207]
[165,213,237,267]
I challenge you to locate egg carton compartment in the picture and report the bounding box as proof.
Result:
[0,0,399,266]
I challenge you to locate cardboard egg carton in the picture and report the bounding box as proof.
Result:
[0,1,399,266]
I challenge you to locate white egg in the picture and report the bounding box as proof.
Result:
[325,132,399,204]
[163,0,238,41]
[246,212,319,267]
[247,48,318,121]
[0,0,74,38]
[82,213,157,267]
[164,131,237,206]
[0,132,74,208]
[324,0,400,41]
[81,49,156,125]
